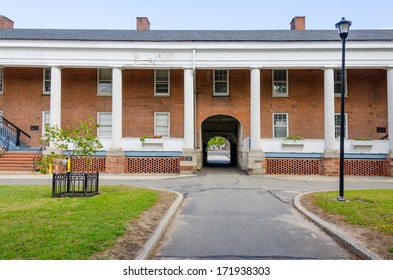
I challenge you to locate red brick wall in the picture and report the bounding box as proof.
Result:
[0,67,50,146]
[0,67,388,148]
[122,69,184,138]
[261,69,325,139]
[196,69,251,148]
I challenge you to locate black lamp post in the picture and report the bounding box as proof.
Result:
[335,17,352,201]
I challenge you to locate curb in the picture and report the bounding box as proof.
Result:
[294,192,383,260]
[135,189,183,260]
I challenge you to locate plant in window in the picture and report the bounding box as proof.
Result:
[284,136,304,141]
[353,137,371,141]
[140,135,163,142]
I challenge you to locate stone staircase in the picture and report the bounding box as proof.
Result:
[0,151,39,172]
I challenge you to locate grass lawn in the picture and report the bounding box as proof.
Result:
[0,185,158,260]
[311,189,393,253]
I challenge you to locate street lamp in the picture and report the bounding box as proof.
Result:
[335,17,352,201]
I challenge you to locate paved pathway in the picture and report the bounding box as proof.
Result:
[1,170,392,259]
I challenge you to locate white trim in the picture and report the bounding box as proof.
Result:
[43,68,51,95]
[97,112,112,138]
[97,68,112,96]
[272,69,288,97]
[0,67,3,95]
[213,69,229,96]
[335,113,348,139]
[42,111,50,136]
[273,113,289,138]
[154,112,170,138]
[154,69,170,96]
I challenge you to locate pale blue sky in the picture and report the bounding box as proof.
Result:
[1,0,392,30]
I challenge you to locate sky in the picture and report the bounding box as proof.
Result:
[1,0,393,30]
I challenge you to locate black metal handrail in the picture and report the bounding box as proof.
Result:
[0,116,31,149]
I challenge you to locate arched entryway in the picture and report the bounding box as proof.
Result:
[201,114,242,168]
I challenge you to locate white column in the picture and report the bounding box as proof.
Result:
[110,67,123,152]
[250,68,262,149]
[184,68,194,149]
[388,68,393,154]
[324,68,336,153]
[49,66,62,128]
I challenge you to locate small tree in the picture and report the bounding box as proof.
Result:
[37,118,103,173]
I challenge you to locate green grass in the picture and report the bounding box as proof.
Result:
[312,190,393,235]
[0,185,158,260]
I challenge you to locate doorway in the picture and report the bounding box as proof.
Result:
[201,114,241,168]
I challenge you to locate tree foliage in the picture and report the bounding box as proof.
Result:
[207,136,227,149]
[36,118,103,173]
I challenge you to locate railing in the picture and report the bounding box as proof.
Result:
[52,172,99,197]
[0,116,31,150]
[32,138,50,172]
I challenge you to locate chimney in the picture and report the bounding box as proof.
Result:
[0,15,14,29]
[136,17,150,31]
[290,16,305,30]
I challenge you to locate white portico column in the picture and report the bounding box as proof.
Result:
[183,68,194,149]
[324,68,336,153]
[180,68,197,174]
[387,68,393,156]
[248,68,264,175]
[106,67,124,174]
[250,68,262,149]
[49,66,62,129]
[110,67,123,152]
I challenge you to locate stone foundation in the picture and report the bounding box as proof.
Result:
[106,151,125,174]
[180,148,198,174]
[247,149,265,175]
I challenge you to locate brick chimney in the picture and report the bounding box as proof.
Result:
[0,15,14,29]
[290,16,305,30]
[136,17,150,31]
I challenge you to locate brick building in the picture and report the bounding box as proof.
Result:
[1,15,393,176]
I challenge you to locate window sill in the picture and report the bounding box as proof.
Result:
[154,94,170,97]
[97,94,112,97]
[272,94,288,98]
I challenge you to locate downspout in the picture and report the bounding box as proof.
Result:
[193,49,197,149]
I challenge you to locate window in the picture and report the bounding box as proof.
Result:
[154,112,170,137]
[214,70,229,96]
[42,111,50,136]
[335,113,348,139]
[273,70,288,97]
[154,70,170,96]
[334,69,348,97]
[97,69,112,96]
[43,68,51,94]
[273,113,288,138]
[97,112,112,137]
[0,68,3,94]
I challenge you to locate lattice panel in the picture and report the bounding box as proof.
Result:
[344,160,386,176]
[266,158,322,175]
[126,157,180,174]
[71,157,106,172]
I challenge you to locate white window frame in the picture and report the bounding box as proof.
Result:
[335,113,348,139]
[97,112,112,138]
[213,69,229,96]
[334,69,348,97]
[273,113,289,138]
[97,69,112,96]
[154,112,170,138]
[154,69,170,96]
[43,68,51,95]
[42,111,50,136]
[272,69,288,97]
[0,67,3,95]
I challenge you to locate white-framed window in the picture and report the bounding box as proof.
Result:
[154,112,170,137]
[0,68,3,94]
[272,69,288,97]
[335,113,348,139]
[213,70,229,96]
[273,113,288,138]
[97,112,112,137]
[334,69,348,97]
[42,111,50,136]
[154,70,170,96]
[43,68,51,94]
[97,69,112,96]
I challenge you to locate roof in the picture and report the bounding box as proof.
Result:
[0,29,393,42]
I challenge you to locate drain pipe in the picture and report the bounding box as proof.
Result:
[193,49,197,150]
